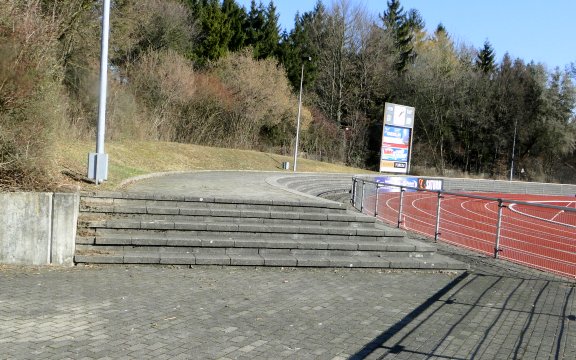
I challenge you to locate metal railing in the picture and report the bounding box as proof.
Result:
[352,177,576,278]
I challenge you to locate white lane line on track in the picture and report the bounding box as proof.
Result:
[379,193,576,271]
[403,194,498,237]
[376,193,576,250]
[467,196,576,241]
[442,196,576,249]
[475,200,576,245]
[551,210,564,222]
[507,203,576,231]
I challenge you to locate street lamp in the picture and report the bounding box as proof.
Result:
[510,118,518,181]
[293,56,312,172]
[87,0,111,184]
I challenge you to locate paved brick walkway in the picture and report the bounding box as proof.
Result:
[1,249,574,359]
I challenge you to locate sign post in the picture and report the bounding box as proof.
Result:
[380,103,415,174]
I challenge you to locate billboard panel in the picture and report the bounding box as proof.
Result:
[375,176,444,193]
[380,124,411,173]
[380,103,415,174]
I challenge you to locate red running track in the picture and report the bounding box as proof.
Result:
[364,192,576,278]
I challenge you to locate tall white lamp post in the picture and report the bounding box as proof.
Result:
[87,0,111,184]
[293,56,311,172]
[510,118,518,181]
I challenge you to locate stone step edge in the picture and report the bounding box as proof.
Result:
[75,246,437,259]
[80,192,344,209]
[80,202,346,215]
[78,214,374,229]
[74,252,468,270]
[76,236,436,252]
[79,221,404,237]
[78,231,406,243]
[79,207,373,223]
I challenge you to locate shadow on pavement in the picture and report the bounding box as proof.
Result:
[350,271,575,359]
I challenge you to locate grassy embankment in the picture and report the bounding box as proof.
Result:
[55,141,374,191]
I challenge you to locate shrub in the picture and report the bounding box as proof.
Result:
[128,49,197,141]
[302,107,343,163]
[0,1,67,190]
[212,49,311,149]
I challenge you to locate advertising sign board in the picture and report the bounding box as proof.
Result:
[380,124,412,173]
[380,103,415,174]
[375,176,444,193]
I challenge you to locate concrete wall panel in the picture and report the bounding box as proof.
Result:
[0,193,52,265]
[51,193,79,266]
[0,192,78,266]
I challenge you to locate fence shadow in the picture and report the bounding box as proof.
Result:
[349,271,575,360]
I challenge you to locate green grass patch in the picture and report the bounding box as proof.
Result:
[54,141,374,191]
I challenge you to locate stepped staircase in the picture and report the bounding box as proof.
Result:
[268,174,353,201]
[75,191,467,270]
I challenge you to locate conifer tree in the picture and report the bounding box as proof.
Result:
[188,0,233,64]
[223,0,247,52]
[244,1,266,50]
[277,1,324,89]
[406,9,425,33]
[476,40,496,74]
[435,23,447,35]
[243,1,280,59]
[380,0,416,73]
[257,1,280,59]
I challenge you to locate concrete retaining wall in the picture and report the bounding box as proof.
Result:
[441,178,576,196]
[0,192,79,266]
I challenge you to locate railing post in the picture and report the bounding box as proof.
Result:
[494,199,504,258]
[360,180,365,213]
[374,183,379,217]
[397,187,405,228]
[434,191,443,242]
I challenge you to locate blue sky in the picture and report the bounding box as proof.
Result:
[235,0,575,70]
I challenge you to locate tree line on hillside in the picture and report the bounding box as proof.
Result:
[1,0,575,190]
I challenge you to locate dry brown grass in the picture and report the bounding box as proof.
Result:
[54,140,374,191]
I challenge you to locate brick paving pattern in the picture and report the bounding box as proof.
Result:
[1,250,574,359]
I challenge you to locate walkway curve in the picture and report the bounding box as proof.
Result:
[122,170,353,203]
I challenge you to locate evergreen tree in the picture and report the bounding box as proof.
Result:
[277,1,324,89]
[476,40,496,74]
[256,1,280,59]
[244,1,266,51]
[434,23,447,37]
[380,0,415,73]
[188,0,233,64]
[278,20,305,88]
[223,0,247,52]
[406,9,425,33]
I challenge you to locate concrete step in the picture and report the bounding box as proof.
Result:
[78,221,406,240]
[75,246,436,260]
[76,191,468,270]
[74,250,467,270]
[76,234,435,254]
[78,208,376,227]
[273,176,352,196]
[81,228,407,241]
[81,192,346,214]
